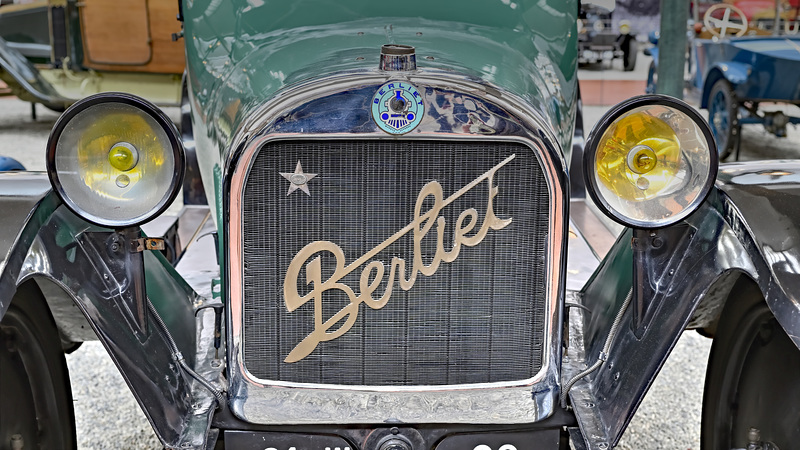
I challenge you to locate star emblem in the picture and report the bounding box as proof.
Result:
[280,161,318,196]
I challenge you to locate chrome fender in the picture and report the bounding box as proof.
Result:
[0,178,220,449]
[571,165,800,448]
[713,161,800,346]
[700,61,751,108]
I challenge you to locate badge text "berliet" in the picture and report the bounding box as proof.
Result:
[283,155,516,362]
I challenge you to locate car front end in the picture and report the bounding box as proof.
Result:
[3,1,800,449]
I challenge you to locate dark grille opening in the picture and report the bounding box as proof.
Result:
[240,140,550,386]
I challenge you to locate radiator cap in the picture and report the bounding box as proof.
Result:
[380,44,417,71]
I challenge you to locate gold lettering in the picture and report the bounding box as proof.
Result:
[413,181,444,277]
[282,155,516,362]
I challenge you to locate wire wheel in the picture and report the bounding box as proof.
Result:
[708,79,739,160]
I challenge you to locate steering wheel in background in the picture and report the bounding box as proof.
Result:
[704,4,749,38]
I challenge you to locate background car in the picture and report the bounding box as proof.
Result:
[695,3,800,158]
[0,0,185,115]
[647,0,800,159]
[579,0,639,70]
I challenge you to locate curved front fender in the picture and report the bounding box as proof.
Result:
[715,61,752,85]
[0,178,221,449]
[700,62,751,108]
[0,172,57,315]
[715,161,800,347]
[572,163,800,448]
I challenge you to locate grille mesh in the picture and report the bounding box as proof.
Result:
[241,140,550,386]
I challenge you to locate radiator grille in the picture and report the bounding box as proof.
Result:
[240,140,550,386]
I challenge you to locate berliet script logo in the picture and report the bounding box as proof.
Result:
[283,154,516,363]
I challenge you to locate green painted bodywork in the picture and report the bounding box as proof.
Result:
[182,0,579,220]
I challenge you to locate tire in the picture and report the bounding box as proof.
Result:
[707,78,740,160]
[701,281,800,449]
[0,284,77,449]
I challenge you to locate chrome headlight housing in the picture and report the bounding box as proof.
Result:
[583,95,718,228]
[47,93,185,228]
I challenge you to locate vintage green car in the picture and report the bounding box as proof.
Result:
[1,1,799,449]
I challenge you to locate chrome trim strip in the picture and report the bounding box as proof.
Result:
[226,71,567,424]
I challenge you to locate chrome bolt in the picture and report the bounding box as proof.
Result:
[379,438,411,450]
[10,434,23,450]
[748,427,761,444]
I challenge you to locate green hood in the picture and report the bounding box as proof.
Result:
[183,0,578,220]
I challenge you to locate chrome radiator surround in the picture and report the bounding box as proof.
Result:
[226,71,568,424]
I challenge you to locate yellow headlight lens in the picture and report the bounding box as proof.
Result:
[75,110,163,197]
[48,94,184,227]
[595,112,680,200]
[587,99,717,228]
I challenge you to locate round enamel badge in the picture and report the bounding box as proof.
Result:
[371,81,424,135]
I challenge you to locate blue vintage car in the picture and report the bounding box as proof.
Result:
[0,1,799,449]
[649,2,800,159]
[696,34,800,158]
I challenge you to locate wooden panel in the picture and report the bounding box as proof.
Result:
[79,0,151,65]
[79,0,185,74]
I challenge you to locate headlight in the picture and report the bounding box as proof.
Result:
[47,93,185,228]
[583,95,718,228]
